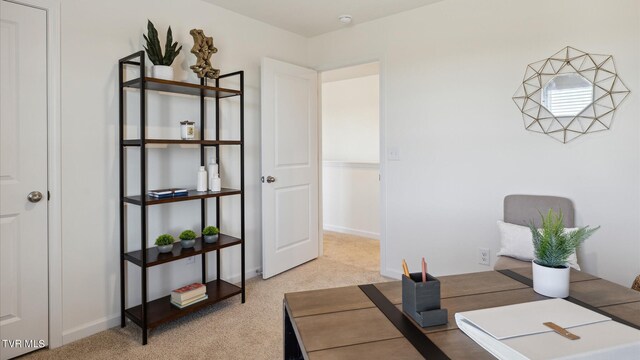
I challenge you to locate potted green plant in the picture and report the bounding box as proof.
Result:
[530,209,598,298]
[155,234,175,254]
[143,20,182,80]
[202,226,220,244]
[179,230,197,249]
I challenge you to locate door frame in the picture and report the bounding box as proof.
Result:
[4,0,63,348]
[314,56,390,278]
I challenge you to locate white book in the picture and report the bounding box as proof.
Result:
[455,299,640,360]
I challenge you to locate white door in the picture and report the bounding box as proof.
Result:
[1,1,49,358]
[261,58,319,279]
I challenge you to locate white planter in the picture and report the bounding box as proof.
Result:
[532,260,570,298]
[152,65,173,80]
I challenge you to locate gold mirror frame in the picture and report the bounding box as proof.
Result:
[513,46,630,143]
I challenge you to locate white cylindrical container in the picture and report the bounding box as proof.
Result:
[197,166,208,192]
[532,260,570,298]
[180,121,195,140]
[211,174,221,192]
[207,158,218,191]
[152,65,173,80]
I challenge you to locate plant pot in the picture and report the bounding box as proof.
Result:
[152,65,173,80]
[181,239,195,249]
[157,244,174,253]
[532,260,570,298]
[203,234,219,244]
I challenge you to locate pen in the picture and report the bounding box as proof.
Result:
[422,257,427,283]
[402,259,410,277]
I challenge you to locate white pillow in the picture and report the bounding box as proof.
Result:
[496,220,580,270]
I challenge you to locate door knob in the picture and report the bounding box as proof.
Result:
[27,191,43,203]
[266,176,276,183]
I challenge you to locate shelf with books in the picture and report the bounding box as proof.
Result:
[119,51,245,345]
[123,188,241,206]
[124,234,242,267]
[124,279,241,329]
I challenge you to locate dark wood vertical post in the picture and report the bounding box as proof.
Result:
[240,71,245,303]
[139,53,148,345]
[118,56,126,328]
[200,77,207,284]
[215,77,221,281]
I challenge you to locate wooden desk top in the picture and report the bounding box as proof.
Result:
[284,270,640,359]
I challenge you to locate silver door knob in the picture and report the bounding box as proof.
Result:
[266,176,276,183]
[27,191,43,203]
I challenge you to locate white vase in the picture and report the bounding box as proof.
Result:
[152,65,173,80]
[532,260,570,298]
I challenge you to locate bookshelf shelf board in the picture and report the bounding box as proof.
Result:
[124,280,241,329]
[122,139,242,147]
[123,188,241,206]
[122,77,241,98]
[124,234,242,267]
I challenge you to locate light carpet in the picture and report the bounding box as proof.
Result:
[25,232,389,359]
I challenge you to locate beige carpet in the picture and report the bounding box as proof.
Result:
[25,232,387,360]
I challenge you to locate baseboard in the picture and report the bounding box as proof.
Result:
[323,224,380,240]
[60,268,259,345]
[62,313,120,345]
[224,266,261,284]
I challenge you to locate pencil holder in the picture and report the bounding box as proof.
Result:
[402,273,448,327]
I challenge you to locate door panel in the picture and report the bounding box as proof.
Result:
[0,1,49,358]
[261,58,318,279]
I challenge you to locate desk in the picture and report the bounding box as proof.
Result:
[284,269,640,359]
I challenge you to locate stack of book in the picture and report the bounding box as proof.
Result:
[148,188,188,199]
[170,283,208,309]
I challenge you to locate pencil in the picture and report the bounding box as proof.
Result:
[402,259,410,277]
[421,257,427,283]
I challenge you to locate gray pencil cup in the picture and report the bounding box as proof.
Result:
[402,273,448,327]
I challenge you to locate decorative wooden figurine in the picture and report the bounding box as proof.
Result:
[189,29,220,79]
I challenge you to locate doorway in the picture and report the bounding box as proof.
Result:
[320,62,381,272]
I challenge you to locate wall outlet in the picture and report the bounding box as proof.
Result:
[186,256,195,264]
[479,248,490,266]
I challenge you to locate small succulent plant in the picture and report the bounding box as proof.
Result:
[179,230,197,241]
[155,234,174,246]
[202,226,220,236]
[143,20,182,66]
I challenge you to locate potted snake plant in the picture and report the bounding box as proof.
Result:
[143,20,182,80]
[530,209,598,298]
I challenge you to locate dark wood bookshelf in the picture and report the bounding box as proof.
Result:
[124,234,242,267]
[122,139,242,147]
[122,77,241,98]
[123,188,241,206]
[124,280,242,329]
[119,51,245,345]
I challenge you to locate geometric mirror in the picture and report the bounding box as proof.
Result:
[513,46,630,143]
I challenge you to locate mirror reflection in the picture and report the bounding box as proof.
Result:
[541,73,594,117]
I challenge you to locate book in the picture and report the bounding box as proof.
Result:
[455,299,640,359]
[148,188,188,198]
[171,294,208,309]
[171,283,206,303]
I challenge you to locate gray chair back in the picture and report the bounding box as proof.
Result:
[504,195,575,228]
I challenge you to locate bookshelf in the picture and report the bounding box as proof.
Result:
[118,51,245,345]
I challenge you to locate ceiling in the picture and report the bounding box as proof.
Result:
[203,0,443,37]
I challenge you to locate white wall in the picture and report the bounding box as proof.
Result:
[323,163,380,238]
[309,0,640,286]
[59,0,307,343]
[322,71,380,238]
[322,74,380,162]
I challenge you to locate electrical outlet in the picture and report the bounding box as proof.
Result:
[186,256,195,264]
[479,248,490,266]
